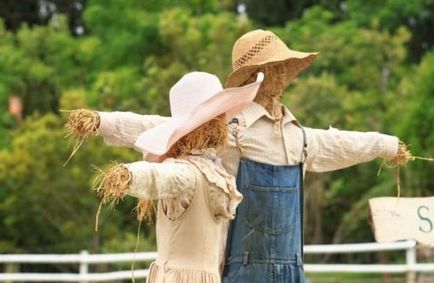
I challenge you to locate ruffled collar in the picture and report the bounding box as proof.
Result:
[179,149,242,219]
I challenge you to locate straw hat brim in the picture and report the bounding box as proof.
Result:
[226,51,318,88]
[134,73,264,156]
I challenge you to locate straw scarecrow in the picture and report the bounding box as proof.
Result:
[68,71,263,283]
[67,30,412,283]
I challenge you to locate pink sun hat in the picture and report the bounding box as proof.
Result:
[134,71,264,156]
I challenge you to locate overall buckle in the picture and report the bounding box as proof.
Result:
[242,251,250,265]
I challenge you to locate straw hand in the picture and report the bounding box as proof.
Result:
[66,109,100,137]
[93,163,132,208]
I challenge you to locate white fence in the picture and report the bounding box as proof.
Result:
[1,240,434,282]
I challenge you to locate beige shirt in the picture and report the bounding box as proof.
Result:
[148,161,225,283]
[125,156,237,280]
[98,103,398,176]
[98,111,170,151]
[219,102,398,176]
[124,151,241,221]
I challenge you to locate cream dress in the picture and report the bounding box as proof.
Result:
[125,152,241,283]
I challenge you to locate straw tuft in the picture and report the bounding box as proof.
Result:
[64,109,100,165]
[93,163,132,208]
[390,141,412,166]
[66,109,100,137]
[377,141,434,201]
[241,64,289,134]
[254,64,288,120]
[135,199,155,224]
[163,114,227,159]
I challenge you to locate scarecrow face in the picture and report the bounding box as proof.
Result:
[245,62,292,103]
[259,63,291,97]
[164,114,228,159]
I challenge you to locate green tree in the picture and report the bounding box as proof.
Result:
[240,0,343,26]
[0,0,86,34]
[0,110,150,253]
[347,0,434,61]
[398,50,434,195]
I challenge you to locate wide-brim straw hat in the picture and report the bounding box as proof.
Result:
[134,71,264,156]
[226,29,318,88]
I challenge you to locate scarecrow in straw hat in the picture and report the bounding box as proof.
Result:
[219,30,411,283]
[70,71,263,283]
[67,30,410,283]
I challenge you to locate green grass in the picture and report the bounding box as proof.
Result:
[306,273,406,283]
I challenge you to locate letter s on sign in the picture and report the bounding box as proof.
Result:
[418,206,433,233]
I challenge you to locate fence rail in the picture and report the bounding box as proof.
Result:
[1,240,432,282]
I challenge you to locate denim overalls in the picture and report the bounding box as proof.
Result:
[223,118,307,283]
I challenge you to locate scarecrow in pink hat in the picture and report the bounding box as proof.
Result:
[69,71,263,283]
[68,30,410,283]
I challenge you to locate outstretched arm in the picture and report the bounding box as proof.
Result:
[96,160,196,201]
[97,111,169,149]
[304,127,408,172]
[67,109,169,149]
[124,160,196,200]
[94,160,197,220]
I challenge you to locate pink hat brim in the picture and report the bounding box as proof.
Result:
[134,74,263,155]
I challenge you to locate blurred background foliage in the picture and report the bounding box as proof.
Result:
[0,0,433,271]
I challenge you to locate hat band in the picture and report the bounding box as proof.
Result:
[233,34,278,70]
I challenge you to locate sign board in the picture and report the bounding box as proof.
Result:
[369,197,434,245]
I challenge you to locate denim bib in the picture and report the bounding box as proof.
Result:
[223,119,306,283]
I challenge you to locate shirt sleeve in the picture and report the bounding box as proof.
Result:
[124,160,197,200]
[305,126,399,173]
[97,111,169,149]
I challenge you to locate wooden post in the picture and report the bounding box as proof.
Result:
[379,251,392,283]
[79,250,89,283]
[4,263,19,283]
[406,245,416,283]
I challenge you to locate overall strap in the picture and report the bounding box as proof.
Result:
[293,121,307,263]
[224,117,243,263]
[293,121,308,164]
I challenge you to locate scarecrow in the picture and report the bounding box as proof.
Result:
[67,30,411,283]
[68,72,263,283]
